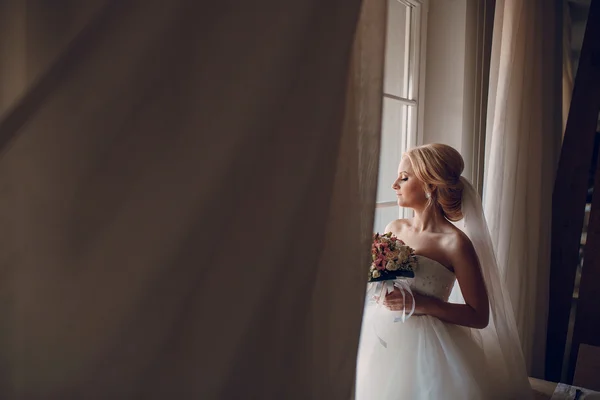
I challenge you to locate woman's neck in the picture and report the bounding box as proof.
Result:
[411,204,447,232]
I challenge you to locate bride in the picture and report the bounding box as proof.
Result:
[355,143,532,399]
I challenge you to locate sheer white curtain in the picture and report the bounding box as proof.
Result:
[484,0,562,377]
[0,0,385,398]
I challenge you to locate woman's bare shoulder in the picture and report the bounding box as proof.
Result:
[384,218,411,235]
[443,224,478,263]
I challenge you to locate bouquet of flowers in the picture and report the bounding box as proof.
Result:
[367,233,417,346]
[368,232,416,281]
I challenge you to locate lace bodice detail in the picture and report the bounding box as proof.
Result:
[410,255,456,302]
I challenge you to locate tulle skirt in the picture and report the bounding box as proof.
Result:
[355,303,505,400]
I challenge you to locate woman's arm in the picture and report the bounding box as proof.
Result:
[384,234,490,329]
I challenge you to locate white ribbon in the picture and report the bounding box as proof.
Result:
[367,277,415,348]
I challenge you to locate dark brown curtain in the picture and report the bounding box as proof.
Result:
[0,0,385,398]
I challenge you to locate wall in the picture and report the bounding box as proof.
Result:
[422,0,467,152]
[422,0,495,192]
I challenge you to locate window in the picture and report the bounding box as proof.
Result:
[373,0,427,234]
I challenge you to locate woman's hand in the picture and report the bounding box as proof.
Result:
[381,287,437,315]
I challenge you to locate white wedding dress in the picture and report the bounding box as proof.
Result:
[356,255,495,399]
[355,178,532,400]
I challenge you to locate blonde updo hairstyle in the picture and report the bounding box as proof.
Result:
[404,143,465,222]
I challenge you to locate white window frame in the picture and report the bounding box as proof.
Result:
[374,0,428,231]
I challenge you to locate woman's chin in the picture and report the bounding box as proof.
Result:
[396,199,413,209]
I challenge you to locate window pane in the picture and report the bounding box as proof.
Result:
[373,206,400,234]
[406,103,418,150]
[376,98,410,203]
[384,0,412,99]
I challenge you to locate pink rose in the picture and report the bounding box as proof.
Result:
[375,257,386,270]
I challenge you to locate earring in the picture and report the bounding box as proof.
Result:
[425,191,431,199]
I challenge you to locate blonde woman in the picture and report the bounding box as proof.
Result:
[355,144,531,399]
